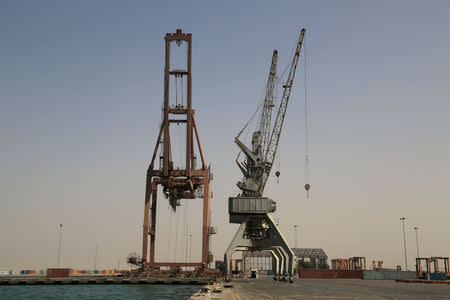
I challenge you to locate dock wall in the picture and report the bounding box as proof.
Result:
[363,270,416,280]
[299,270,363,279]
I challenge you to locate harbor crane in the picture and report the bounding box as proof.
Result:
[140,29,214,272]
[224,28,306,283]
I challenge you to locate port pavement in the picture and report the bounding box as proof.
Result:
[220,276,450,300]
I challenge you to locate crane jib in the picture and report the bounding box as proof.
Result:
[235,29,306,197]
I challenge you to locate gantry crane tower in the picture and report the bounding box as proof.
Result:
[141,29,214,270]
[224,28,306,283]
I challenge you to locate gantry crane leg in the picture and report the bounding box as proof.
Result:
[268,249,280,280]
[224,214,295,283]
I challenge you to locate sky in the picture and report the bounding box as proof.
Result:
[1,0,449,271]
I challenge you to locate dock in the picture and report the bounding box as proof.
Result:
[191,277,450,299]
[0,276,213,285]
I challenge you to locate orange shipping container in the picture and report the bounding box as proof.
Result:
[47,268,71,278]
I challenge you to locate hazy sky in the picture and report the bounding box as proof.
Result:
[1,0,449,271]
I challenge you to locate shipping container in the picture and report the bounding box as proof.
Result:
[428,273,446,281]
[363,271,384,280]
[47,268,71,278]
[299,270,338,278]
[0,271,9,276]
[337,270,363,279]
[363,270,416,280]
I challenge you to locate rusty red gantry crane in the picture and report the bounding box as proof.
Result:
[224,29,306,283]
[141,29,214,270]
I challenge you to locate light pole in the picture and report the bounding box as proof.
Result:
[400,217,407,270]
[294,225,298,248]
[185,224,189,263]
[414,227,420,258]
[57,224,63,268]
[94,244,98,270]
[189,234,192,263]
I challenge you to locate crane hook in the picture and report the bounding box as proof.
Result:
[275,171,280,183]
[305,183,311,198]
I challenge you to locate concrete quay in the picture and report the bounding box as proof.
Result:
[0,276,212,285]
[198,277,450,300]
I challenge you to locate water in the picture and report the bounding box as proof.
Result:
[0,284,200,300]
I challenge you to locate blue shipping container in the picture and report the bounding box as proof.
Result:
[428,273,446,281]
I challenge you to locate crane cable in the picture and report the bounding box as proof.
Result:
[304,37,311,198]
[236,35,299,170]
[175,76,178,106]
[184,203,188,263]
[181,75,184,106]
[235,83,267,162]
[167,211,172,261]
[174,209,180,261]
[236,46,292,162]
[274,34,305,185]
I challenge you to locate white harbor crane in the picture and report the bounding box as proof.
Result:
[225,29,306,283]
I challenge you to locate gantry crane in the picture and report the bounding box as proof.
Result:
[140,29,215,272]
[224,29,306,283]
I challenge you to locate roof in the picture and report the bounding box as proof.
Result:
[243,248,327,259]
[292,248,328,258]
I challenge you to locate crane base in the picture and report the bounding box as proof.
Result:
[224,214,296,282]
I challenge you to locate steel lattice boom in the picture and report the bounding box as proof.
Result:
[235,28,306,197]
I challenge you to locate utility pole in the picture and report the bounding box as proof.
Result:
[189,234,192,263]
[185,224,189,263]
[294,225,298,248]
[414,227,420,258]
[400,217,408,270]
[57,224,63,268]
[94,244,98,270]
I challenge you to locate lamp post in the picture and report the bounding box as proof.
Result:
[400,217,407,270]
[294,225,298,248]
[414,227,420,258]
[57,224,63,268]
[185,225,189,263]
[94,244,98,270]
[189,234,192,263]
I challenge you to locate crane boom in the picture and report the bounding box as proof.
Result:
[259,28,306,194]
[235,29,306,197]
[259,50,278,160]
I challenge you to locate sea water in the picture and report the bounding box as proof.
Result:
[0,284,200,300]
